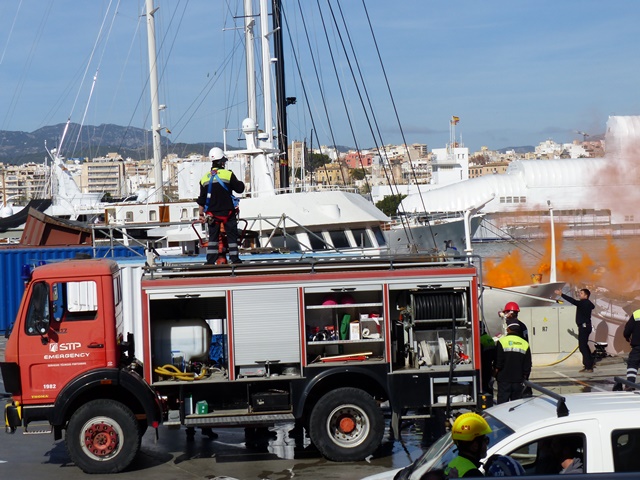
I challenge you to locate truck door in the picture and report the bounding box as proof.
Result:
[18,279,106,402]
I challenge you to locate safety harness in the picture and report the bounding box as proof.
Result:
[204,169,238,223]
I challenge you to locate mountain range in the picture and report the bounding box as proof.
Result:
[0,123,358,165]
[0,123,582,165]
[0,123,217,165]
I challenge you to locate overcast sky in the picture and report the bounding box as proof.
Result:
[0,0,638,155]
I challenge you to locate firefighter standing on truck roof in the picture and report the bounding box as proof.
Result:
[197,147,245,265]
[445,412,492,477]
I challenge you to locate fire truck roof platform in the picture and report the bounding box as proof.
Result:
[138,252,481,279]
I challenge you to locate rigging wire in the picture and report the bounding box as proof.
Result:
[361,0,440,251]
[281,6,334,186]
[166,0,247,157]
[476,218,546,259]
[93,11,145,160]
[110,0,185,162]
[0,1,54,134]
[71,0,122,157]
[290,0,339,185]
[312,0,366,189]
[329,0,417,248]
[0,0,23,66]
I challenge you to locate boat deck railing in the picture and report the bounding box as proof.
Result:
[89,212,385,258]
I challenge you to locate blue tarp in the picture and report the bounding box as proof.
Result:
[0,245,144,332]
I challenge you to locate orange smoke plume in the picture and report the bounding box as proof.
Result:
[483,226,637,294]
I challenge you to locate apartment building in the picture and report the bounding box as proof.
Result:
[313,161,350,186]
[80,154,126,198]
[0,162,49,204]
[468,161,510,179]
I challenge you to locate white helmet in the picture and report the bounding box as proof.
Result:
[209,147,226,162]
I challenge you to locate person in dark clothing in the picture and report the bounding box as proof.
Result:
[495,323,532,404]
[623,308,640,387]
[555,288,595,373]
[197,147,245,265]
[554,435,584,474]
[480,324,496,395]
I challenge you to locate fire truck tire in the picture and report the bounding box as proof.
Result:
[66,399,141,474]
[309,387,384,462]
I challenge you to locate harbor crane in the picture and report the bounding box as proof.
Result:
[574,130,590,142]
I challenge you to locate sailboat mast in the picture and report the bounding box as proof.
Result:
[244,0,257,122]
[146,0,163,203]
[272,0,289,190]
[259,0,273,150]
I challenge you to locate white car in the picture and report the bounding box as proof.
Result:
[363,385,640,479]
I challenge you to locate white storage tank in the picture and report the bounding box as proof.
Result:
[152,318,211,368]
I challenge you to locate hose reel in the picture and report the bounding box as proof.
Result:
[410,291,465,323]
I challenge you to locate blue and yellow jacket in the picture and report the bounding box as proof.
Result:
[197,168,245,214]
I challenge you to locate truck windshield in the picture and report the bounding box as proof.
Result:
[402,413,514,479]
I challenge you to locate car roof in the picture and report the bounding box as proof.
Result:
[486,391,640,431]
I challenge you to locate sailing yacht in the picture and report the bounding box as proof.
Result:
[169,0,396,257]
[34,0,393,256]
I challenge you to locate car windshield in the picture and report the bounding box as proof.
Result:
[405,413,514,479]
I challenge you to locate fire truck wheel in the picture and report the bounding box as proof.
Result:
[309,387,384,461]
[66,399,141,474]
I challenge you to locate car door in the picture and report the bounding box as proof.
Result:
[490,419,602,474]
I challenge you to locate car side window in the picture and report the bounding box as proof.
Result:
[612,429,640,472]
[507,434,585,475]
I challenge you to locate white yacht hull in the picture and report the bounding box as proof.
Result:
[384,214,482,253]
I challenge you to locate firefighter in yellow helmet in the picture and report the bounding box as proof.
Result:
[445,412,492,478]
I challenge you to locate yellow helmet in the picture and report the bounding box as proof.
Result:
[451,412,492,442]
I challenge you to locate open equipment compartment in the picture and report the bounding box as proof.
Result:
[389,281,474,371]
[148,290,228,383]
[304,284,385,363]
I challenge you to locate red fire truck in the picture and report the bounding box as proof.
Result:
[1,255,482,473]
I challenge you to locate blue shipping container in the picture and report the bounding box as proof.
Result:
[0,246,144,333]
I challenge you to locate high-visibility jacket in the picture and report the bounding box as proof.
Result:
[445,455,482,477]
[624,309,640,346]
[197,168,244,214]
[495,334,531,383]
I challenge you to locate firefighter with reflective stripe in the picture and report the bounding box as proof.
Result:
[197,147,245,264]
[495,323,532,404]
[623,308,640,387]
[445,412,492,478]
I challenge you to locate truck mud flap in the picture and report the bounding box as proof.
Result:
[4,403,20,432]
